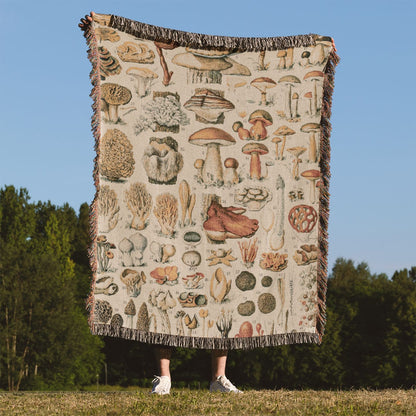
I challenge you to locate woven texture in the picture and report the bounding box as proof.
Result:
[82,13,339,349]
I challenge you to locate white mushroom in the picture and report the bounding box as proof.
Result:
[129,232,148,266]
[119,238,134,267]
[126,67,158,97]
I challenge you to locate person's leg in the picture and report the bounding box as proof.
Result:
[210,349,242,393]
[152,346,172,394]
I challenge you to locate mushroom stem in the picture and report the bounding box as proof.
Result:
[259,51,266,70]
[108,105,119,123]
[287,85,292,118]
[312,80,318,116]
[156,45,173,86]
[203,143,223,184]
[310,181,316,204]
[250,120,267,140]
[309,133,317,163]
[260,91,267,106]
[250,152,261,179]
[279,136,286,160]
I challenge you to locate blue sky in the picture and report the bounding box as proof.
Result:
[1,0,415,276]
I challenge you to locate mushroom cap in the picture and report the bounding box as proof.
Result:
[277,50,287,57]
[232,121,243,132]
[172,53,232,71]
[301,51,311,58]
[292,92,299,99]
[101,83,132,105]
[248,109,273,126]
[301,123,321,133]
[189,127,236,146]
[273,125,295,136]
[119,238,134,252]
[278,75,301,84]
[272,137,282,143]
[304,92,313,98]
[224,157,239,168]
[287,146,307,157]
[154,41,177,50]
[124,299,136,316]
[303,71,324,80]
[301,169,321,179]
[194,159,204,169]
[242,142,269,155]
[186,47,231,57]
[221,57,251,76]
[129,232,148,250]
[315,35,333,45]
[126,66,158,79]
[184,89,234,111]
[250,77,277,91]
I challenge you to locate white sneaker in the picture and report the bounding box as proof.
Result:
[151,375,171,395]
[209,375,242,393]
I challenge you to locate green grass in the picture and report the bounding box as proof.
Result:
[0,388,415,415]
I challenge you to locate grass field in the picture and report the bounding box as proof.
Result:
[0,388,415,415]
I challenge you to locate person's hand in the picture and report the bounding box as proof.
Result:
[79,12,94,31]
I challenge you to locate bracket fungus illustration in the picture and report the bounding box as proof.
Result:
[120,269,146,297]
[303,71,324,116]
[250,77,276,106]
[278,75,301,119]
[150,265,179,285]
[300,123,321,163]
[287,147,307,180]
[142,137,183,184]
[126,67,158,97]
[189,127,236,186]
[100,128,135,181]
[101,83,132,123]
[98,46,121,80]
[179,180,196,227]
[203,200,259,242]
[210,268,231,303]
[125,182,152,230]
[98,185,120,232]
[154,41,178,86]
[301,169,321,204]
[96,27,120,42]
[242,142,269,180]
[117,41,155,63]
[184,89,234,124]
[153,193,178,237]
[248,110,273,141]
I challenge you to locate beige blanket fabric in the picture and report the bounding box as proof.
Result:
[83,13,338,349]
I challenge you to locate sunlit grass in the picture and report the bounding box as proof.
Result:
[1,388,415,415]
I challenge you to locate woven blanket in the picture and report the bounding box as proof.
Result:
[82,13,339,349]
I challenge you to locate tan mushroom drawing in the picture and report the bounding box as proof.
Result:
[250,77,276,106]
[292,93,299,118]
[124,182,152,230]
[303,92,313,115]
[154,41,177,86]
[258,50,268,70]
[153,193,178,237]
[310,36,332,65]
[300,123,321,163]
[271,137,282,159]
[96,27,120,42]
[189,127,236,185]
[98,47,121,80]
[210,268,231,303]
[126,67,158,98]
[303,71,324,116]
[184,89,234,124]
[272,125,295,160]
[248,110,273,140]
[179,180,196,227]
[277,48,294,69]
[223,158,239,185]
[232,121,250,140]
[242,142,269,180]
[287,147,307,180]
[101,83,132,123]
[301,169,321,203]
[116,41,155,63]
[278,75,301,119]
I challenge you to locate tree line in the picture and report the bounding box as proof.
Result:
[0,185,415,391]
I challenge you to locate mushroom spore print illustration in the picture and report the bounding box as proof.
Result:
[85,13,338,349]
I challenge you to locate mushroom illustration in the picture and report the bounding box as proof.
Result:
[300,123,321,163]
[199,309,209,336]
[303,92,313,115]
[98,46,121,80]
[126,67,158,97]
[137,303,150,332]
[184,89,234,123]
[310,36,332,65]
[182,250,202,269]
[117,41,155,63]
[125,182,152,230]
[189,127,236,185]
[238,238,259,268]
[96,235,116,273]
[216,309,232,338]
[194,159,204,181]
[258,50,268,70]
[154,41,177,86]
[184,314,199,336]
[292,93,299,118]
[223,158,239,185]
[153,193,178,237]
[96,27,120,42]
[278,75,301,119]
[242,142,269,180]
[94,300,113,324]
[179,180,195,227]
[150,241,176,263]
[98,185,119,232]
[269,175,285,251]
[250,77,276,106]
[119,238,134,267]
[271,137,282,159]
[301,169,321,204]
[149,289,176,334]
[129,232,148,266]
[300,50,311,67]
[172,52,231,84]
[210,268,231,303]
[277,48,294,69]
[220,56,251,76]
[287,147,307,180]
[232,121,250,140]
[101,83,132,123]
[121,269,146,297]
[272,125,295,160]
[303,71,324,116]
[248,110,273,140]
[124,299,136,329]
[100,129,135,181]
